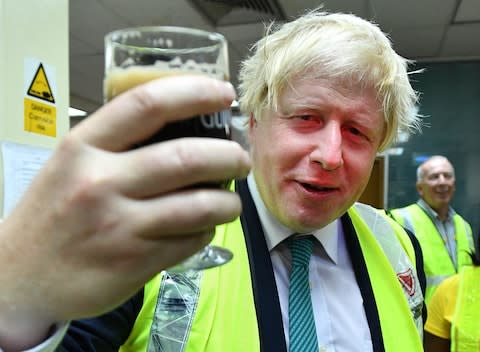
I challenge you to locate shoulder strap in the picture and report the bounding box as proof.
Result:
[341,213,385,352]
[237,179,287,352]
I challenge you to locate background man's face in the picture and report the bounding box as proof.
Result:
[417,158,455,211]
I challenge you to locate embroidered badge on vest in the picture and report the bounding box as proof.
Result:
[397,268,415,297]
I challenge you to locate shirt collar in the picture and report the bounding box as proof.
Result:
[246,173,339,264]
[417,198,455,221]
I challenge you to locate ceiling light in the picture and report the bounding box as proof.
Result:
[69,107,87,117]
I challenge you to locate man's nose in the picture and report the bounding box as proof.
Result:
[309,122,344,171]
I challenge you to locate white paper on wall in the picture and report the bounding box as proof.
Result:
[2,141,52,217]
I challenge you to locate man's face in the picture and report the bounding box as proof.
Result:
[417,158,455,211]
[248,78,384,232]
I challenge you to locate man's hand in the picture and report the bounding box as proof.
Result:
[0,75,250,350]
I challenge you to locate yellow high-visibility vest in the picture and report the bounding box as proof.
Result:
[121,203,423,351]
[390,204,473,303]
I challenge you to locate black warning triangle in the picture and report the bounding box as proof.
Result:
[27,63,55,103]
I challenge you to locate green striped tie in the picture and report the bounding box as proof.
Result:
[288,236,319,352]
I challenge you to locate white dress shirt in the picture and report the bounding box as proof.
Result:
[247,174,373,352]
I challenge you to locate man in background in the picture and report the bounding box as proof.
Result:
[390,155,473,304]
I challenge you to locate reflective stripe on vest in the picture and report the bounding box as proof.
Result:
[451,266,480,352]
[350,204,424,345]
[390,204,473,304]
[119,270,204,352]
[352,204,424,337]
[121,203,423,351]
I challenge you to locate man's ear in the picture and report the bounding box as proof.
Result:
[416,183,423,196]
[248,113,256,143]
[249,113,257,129]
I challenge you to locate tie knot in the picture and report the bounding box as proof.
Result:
[288,235,314,267]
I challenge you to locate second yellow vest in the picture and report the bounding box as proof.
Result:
[390,204,473,303]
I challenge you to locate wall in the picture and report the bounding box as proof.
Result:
[0,0,69,215]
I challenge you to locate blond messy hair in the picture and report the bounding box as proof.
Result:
[238,9,422,151]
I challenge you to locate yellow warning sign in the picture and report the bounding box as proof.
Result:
[27,63,55,103]
[24,97,57,137]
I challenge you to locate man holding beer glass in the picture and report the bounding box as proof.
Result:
[1,8,427,352]
[0,36,249,352]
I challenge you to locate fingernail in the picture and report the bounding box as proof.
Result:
[223,81,236,101]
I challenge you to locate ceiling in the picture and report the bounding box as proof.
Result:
[69,0,480,115]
